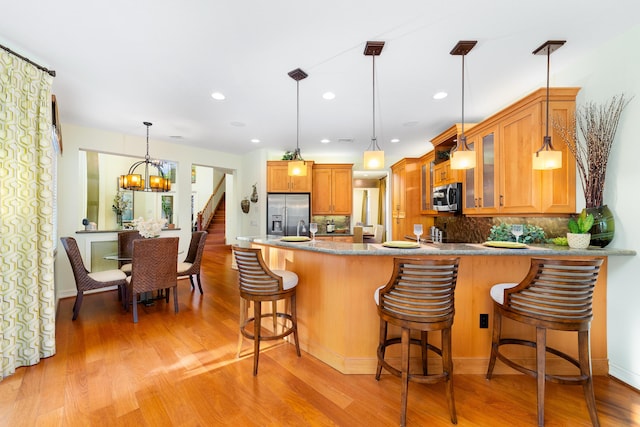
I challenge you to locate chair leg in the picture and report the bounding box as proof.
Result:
[400,327,411,427]
[375,319,388,380]
[443,327,457,424]
[421,330,429,375]
[290,293,301,357]
[189,276,195,291]
[536,327,547,427]
[237,298,247,358]
[72,292,83,320]
[253,300,262,376]
[133,292,139,323]
[173,286,179,313]
[196,274,203,294]
[272,301,277,333]
[486,307,502,379]
[578,330,600,427]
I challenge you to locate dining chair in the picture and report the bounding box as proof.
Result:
[365,224,385,243]
[353,226,364,243]
[117,230,141,276]
[374,257,460,426]
[60,237,127,320]
[177,231,208,293]
[125,237,179,323]
[486,258,604,427]
[233,245,301,375]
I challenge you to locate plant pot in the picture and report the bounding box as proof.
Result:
[583,205,614,248]
[567,233,591,249]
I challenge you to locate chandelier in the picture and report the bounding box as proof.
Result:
[119,122,171,192]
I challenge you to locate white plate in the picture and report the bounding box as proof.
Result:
[482,241,527,249]
[281,236,311,242]
[382,241,420,249]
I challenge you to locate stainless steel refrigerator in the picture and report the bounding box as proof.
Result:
[267,193,310,237]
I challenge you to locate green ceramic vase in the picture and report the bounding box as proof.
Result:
[584,205,614,248]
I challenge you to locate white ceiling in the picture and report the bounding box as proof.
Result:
[2,0,639,172]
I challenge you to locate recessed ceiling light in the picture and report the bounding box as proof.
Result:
[211,92,226,100]
[230,121,245,127]
[390,138,400,143]
[433,91,448,100]
[251,139,260,143]
[321,138,330,144]
[322,92,336,100]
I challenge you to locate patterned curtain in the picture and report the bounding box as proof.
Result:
[0,50,56,379]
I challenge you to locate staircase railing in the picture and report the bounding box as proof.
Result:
[197,175,225,231]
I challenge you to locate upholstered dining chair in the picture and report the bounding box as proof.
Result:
[374,257,460,427]
[60,237,127,320]
[365,224,385,243]
[125,237,179,323]
[177,231,208,293]
[486,258,604,427]
[117,230,141,276]
[233,245,301,376]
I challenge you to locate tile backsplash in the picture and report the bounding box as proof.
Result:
[434,216,569,243]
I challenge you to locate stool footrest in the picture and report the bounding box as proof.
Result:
[495,338,589,385]
[241,312,296,341]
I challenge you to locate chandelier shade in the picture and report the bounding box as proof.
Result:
[288,68,308,177]
[119,122,171,192]
[363,41,385,170]
[532,40,565,170]
[449,40,477,170]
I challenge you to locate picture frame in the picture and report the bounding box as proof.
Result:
[121,191,134,222]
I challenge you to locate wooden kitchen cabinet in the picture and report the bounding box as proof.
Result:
[461,87,577,215]
[391,158,421,240]
[267,160,314,193]
[419,152,437,215]
[312,164,353,215]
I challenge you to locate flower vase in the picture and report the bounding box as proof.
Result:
[116,213,123,228]
[584,205,615,248]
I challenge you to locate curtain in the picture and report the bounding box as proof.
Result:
[377,177,386,226]
[0,50,56,379]
[361,189,368,224]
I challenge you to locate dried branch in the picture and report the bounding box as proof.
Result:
[553,94,632,208]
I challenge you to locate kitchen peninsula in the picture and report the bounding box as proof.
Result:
[238,237,635,375]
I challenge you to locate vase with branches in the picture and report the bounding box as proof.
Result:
[553,93,632,247]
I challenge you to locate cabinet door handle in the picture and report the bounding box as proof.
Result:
[478,197,482,207]
[499,195,504,206]
[474,198,478,208]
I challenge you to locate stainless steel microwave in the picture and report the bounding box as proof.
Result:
[433,183,462,213]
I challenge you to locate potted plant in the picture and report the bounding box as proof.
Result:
[566,212,594,249]
[553,94,632,247]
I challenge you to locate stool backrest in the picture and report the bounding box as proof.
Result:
[503,258,603,323]
[233,246,283,295]
[378,257,459,324]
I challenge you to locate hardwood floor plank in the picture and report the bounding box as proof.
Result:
[0,246,638,426]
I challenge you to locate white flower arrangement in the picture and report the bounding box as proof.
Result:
[132,217,166,238]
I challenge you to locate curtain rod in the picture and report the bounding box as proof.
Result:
[0,43,56,77]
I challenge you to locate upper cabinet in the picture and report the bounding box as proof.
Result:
[430,124,473,187]
[419,152,437,215]
[391,158,421,240]
[312,164,353,215]
[267,160,314,193]
[460,87,578,215]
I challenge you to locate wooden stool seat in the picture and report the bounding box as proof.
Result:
[486,257,603,427]
[375,257,460,426]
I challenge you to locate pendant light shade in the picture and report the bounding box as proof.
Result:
[119,122,171,192]
[288,68,308,177]
[363,41,385,170]
[449,40,477,170]
[532,40,565,170]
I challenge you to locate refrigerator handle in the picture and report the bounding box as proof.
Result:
[283,206,287,234]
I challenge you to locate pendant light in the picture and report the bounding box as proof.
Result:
[287,68,308,176]
[119,122,171,192]
[449,40,477,170]
[532,40,565,170]
[363,41,385,170]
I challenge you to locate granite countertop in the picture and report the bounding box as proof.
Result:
[237,236,636,257]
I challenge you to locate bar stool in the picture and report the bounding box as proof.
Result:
[486,258,603,427]
[233,245,301,375]
[374,257,460,426]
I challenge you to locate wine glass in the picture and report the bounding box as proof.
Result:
[309,223,318,241]
[413,224,423,245]
[511,224,524,243]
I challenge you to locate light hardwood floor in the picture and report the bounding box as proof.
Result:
[1,245,639,426]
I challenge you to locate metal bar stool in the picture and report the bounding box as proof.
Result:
[374,257,460,426]
[486,257,603,426]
